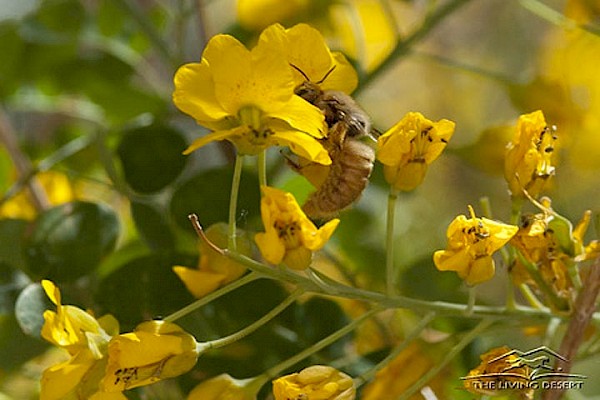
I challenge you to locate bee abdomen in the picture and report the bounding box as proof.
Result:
[303,139,375,220]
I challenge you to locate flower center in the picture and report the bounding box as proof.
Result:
[274,220,301,249]
[238,105,275,146]
[407,122,447,163]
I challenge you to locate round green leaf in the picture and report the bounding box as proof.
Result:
[95,253,194,331]
[14,282,49,339]
[0,314,48,372]
[117,124,187,193]
[169,168,261,232]
[130,201,175,250]
[22,201,120,282]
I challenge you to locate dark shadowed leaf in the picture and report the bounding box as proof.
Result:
[130,201,175,250]
[22,201,120,282]
[117,124,188,193]
[169,168,261,232]
[95,252,195,331]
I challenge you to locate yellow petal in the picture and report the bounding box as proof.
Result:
[433,249,470,274]
[204,34,293,115]
[188,373,258,400]
[183,126,245,155]
[283,246,313,271]
[237,0,310,31]
[173,266,227,299]
[89,392,128,400]
[42,280,61,306]
[303,218,340,251]
[462,256,496,286]
[255,230,286,265]
[330,0,397,72]
[377,122,414,166]
[269,95,326,139]
[271,129,331,165]
[322,52,359,94]
[383,162,427,192]
[172,61,229,123]
[279,23,337,87]
[40,350,97,400]
[104,321,198,391]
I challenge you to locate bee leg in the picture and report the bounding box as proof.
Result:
[327,122,349,149]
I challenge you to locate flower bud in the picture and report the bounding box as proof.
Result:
[103,320,199,391]
[273,365,356,400]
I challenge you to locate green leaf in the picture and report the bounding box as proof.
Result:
[22,201,120,282]
[169,168,261,232]
[130,201,175,250]
[95,253,195,331]
[14,282,49,338]
[0,314,48,372]
[0,218,28,271]
[0,22,25,97]
[28,0,85,37]
[117,124,188,194]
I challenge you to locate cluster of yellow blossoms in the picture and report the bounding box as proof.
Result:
[40,280,199,399]
[172,22,456,282]
[35,15,599,399]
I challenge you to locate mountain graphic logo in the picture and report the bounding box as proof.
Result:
[482,346,586,382]
[462,345,587,394]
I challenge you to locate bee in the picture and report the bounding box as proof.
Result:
[289,64,376,220]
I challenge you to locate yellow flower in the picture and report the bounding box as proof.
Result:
[103,320,199,392]
[0,171,74,220]
[272,365,356,400]
[329,0,397,73]
[187,373,259,400]
[172,27,330,164]
[433,206,518,285]
[255,186,339,270]
[173,223,249,298]
[237,0,310,31]
[39,280,121,400]
[41,280,116,357]
[362,342,441,400]
[377,112,455,191]
[504,110,556,198]
[463,346,532,398]
[509,198,590,304]
[261,23,358,94]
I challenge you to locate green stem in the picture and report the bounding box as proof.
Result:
[396,319,495,400]
[228,154,245,251]
[358,0,473,91]
[386,188,399,296]
[355,311,436,387]
[510,196,524,226]
[189,215,595,321]
[505,277,517,311]
[565,258,582,291]
[466,286,476,316]
[257,150,267,187]
[199,288,303,352]
[518,283,546,309]
[252,307,380,388]
[164,271,261,322]
[225,249,583,321]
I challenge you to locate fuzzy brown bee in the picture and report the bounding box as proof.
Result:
[290,65,375,220]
